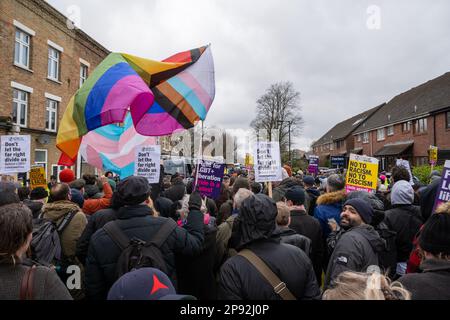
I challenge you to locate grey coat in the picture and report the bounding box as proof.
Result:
[324,224,385,289]
[0,262,72,300]
[398,259,450,300]
[272,226,312,257]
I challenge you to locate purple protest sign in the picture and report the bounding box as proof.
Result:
[196,160,225,199]
[308,156,319,175]
[433,160,450,212]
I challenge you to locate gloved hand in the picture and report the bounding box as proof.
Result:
[188,191,202,211]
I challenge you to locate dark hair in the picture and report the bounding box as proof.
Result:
[110,191,124,210]
[251,182,262,194]
[391,166,411,183]
[0,191,20,206]
[82,174,97,185]
[105,171,113,178]
[50,183,70,201]
[17,186,30,201]
[0,203,32,260]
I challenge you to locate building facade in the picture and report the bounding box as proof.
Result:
[0,0,109,180]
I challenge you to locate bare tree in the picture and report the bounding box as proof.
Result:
[250,82,303,156]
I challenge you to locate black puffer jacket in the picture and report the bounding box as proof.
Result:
[324,224,385,289]
[85,205,204,300]
[384,204,423,262]
[176,224,218,300]
[218,194,320,300]
[306,188,320,216]
[76,208,118,265]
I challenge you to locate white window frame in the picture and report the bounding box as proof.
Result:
[45,98,58,132]
[48,47,60,81]
[415,118,428,134]
[51,164,69,182]
[80,63,88,87]
[12,88,28,127]
[403,121,412,132]
[387,125,394,136]
[363,132,369,144]
[14,28,31,69]
[35,149,48,177]
[377,128,385,141]
[357,134,361,142]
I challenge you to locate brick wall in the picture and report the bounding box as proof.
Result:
[0,0,109,180]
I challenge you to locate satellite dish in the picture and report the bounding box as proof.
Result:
[38,134,50,145]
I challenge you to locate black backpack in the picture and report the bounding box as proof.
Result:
[31,209,78,266]
[103,218,177,279]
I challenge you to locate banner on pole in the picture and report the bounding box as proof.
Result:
[331,156,345,168]
[134,145,161,184]
[308,155,319,175]
[433,160,450,212]
[29,165,47,189]
[429,145,438,165]
[253,141,282,183]
[196,160,225,199]
[0,135,31,174]
[345,153,379,193]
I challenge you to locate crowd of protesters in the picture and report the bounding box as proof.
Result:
[0,163,449,300]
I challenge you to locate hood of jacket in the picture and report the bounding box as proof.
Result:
[234,194,277,250]
[272,226,297,238]
[316,189,346,206]
[42,200,80,221]
[306,188,321,198]
[351,224,385,253]
[23,199,43,217]
[420,258,450,273]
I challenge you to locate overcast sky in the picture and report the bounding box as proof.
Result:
[47,0,450,151]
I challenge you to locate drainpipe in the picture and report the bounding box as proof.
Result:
[433,114,437,146]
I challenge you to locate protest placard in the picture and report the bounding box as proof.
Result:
[308,155,319,175]
[345,153,379,193]
[0,135,30,174]
[396,159,414,185]
[253,141,282,183]
[429,145,438,165]
[196,160,225,199]
[433,160,450,212]
[134,145,161,183]
[29,165,47,189]
[331,156,345,168]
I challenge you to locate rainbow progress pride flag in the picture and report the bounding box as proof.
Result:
[57,45,215,166]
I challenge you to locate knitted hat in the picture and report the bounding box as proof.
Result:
[285,186,306,205]
[30,187,48,200]
[59,169,75,183]
[419,212,450,255]
[391,180,414,205]
[107,268,196,300]
[303,175,315,186]
[116,176,151,206]
[344,198,374,224]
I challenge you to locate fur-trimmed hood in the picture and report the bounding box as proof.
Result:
[316,190,346,206]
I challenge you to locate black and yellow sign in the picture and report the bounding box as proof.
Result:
[29,166,47,189]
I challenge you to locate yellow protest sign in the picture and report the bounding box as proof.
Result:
[29,166,47,189]
[245,153,254,166]
[429,145,438,165]
[345,153,379,193]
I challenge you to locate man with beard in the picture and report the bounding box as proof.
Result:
[324,198,385,289]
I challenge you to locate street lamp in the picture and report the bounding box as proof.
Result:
[277,120,292,166]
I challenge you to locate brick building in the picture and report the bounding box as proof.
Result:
[311,104,383,166]
[353,72,450,171]
[312,71,450,171]
[0,0,109,180]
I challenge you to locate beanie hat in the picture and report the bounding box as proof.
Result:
[303,175,315,186]
[419,212,450,255]
[188,191,202,211]
[70,188,84,208]
[59,169,75,183]
[30,187,48,200]
[116,176,151,206]
[391,180,414,205]
[344,198,374,224]
[285,186,306,205]
[107,268,196,300]
[69,179,86,190]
